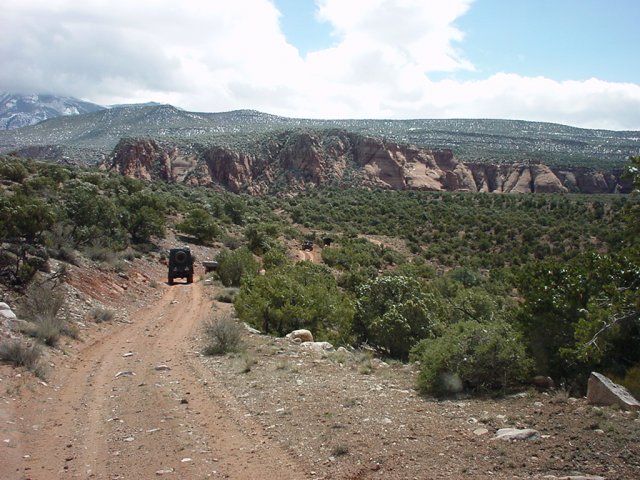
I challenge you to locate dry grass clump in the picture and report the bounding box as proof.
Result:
[0,339,47,379]
[89,306,115,323]
[18,281,78,346]
[202,314,245,356]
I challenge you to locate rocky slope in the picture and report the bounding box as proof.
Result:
[103,131,629,194]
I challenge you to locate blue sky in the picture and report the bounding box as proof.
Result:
[1,0,639,129]
[275,0,639,83]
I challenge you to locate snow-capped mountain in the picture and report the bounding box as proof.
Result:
[0,93,104,130]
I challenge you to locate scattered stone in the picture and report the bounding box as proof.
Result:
[492,428,540,441]
[122,352,134,357]
[543,475,605,480]
[473,428,489,436]
[587,372,640,411]
[300,341,334,352]
[155,365,172,371]
[286,329,314,343]
[123,436,135,442]
[336,346,352,355]
[156,468,174,475]
[181,458,192,463]
[115,371,135,378]
[180,398,189,405]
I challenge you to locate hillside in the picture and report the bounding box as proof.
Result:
[0,103,638,171]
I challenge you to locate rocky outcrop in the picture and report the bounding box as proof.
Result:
[105,138,198,183]
[103,131,629,195]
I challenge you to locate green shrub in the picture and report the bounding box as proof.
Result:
[354,274,445,359]
[262,246,289,270]
[215,247,259,287]
[202,315,244,355]
[234,262,354,341]
[176,207,220,244]
[411,319,532,397]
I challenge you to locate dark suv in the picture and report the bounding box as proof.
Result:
[168,247,194,284]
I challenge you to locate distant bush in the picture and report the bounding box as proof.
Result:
[202,315,244,355]
[244,223,280,255]
[411,319,532,397]
[176,207,221,244]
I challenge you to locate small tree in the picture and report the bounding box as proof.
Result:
[215,247,259,287]
[176,207,221,244]
[354,274,445,359]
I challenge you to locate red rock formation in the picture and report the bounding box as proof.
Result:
[104,133,627,195]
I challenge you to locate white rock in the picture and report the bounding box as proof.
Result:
[115,371,135,378]
[300,341,334,352]
[493,428,540,441]
[587,371,640,411]
[244,323,261,334]
[0,309,17,321]
[473,428,489,436]
[155,365,171,371]
[286,329,314,343]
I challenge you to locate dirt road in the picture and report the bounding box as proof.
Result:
[2,279,308,480]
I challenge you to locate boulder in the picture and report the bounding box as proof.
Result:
[286,329,314,343]
[0,302,17,324]
[587,371,640,411]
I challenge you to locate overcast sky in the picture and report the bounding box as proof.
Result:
[1,0,639,130]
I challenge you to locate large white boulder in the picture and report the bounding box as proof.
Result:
[587,372,640,411]
[285,329,314,343]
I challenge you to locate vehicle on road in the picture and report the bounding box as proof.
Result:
[168,247,194,284]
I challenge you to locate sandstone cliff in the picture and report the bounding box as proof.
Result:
[103,131,629,195]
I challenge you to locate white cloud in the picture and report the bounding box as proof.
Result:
[0,0,639,130]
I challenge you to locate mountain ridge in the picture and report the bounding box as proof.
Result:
[1,101,638,169]
[0,92,105,130]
